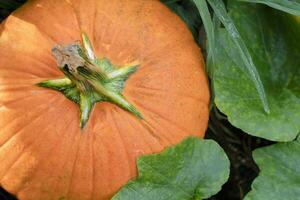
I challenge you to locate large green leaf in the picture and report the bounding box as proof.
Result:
[192,0,216,76]
[239,0,300,16]
[112,137,230,200]
[245,137,300,200]
[208,0,270,114]
[213,1,300,141]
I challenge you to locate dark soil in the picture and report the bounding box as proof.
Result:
[0,2,274,200]
[205,108,274,200]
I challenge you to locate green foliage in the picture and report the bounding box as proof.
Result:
[208,0,270,114]
[212,1,300,141]
[245,137,300,200]
[191,0,216,76]
[112,137,230,200]
[239,0,300,15]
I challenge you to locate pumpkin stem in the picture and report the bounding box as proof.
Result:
[38,33,142,129]
[79,92,94,129]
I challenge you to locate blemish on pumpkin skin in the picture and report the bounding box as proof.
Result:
[35,4,43,8]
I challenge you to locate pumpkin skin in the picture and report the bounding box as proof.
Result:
[0,0,210,199]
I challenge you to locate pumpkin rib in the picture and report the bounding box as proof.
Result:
[65,133,83,200]
[14,108,75,198]
[129,86,205,103]
[10,123,77,200]
[0,77,39,82]
[16,104,75,194]
[0,97,66,178]
[114,108,161,162]
[138,120,165,147]
[94,127,118,200]
[130,90,208,115]
[92,1,131,55]
[135,114,174,145]
[90,0,97,48]
[141,112,189,145]
[90,0,190,63]
[0,96,62,152]
[128,79,209,133]
[0,88,58,111]
[0,95,60,147]
[3,51,58,75]
[103,108,133,194]
[0,18,57,70]
[111,110,136,176]
[90,136,101,200]
[90,124,113,199]
[124,113,160,154]
[0,94,32,108]
[138,101,208,145]
[11,9,56,44]
[90,130,95,200]
[42,117,80,200]
[63,0,83,39]
[150,109,194,137]
[136,4,199,61]
[0,53,55,78]
[0,86,35,93]
[139,115,176,146]
[0,88,51,113]
[0,115,62,195]
[83,133,95,200]
[124,57,209,106]
[0,80,44,93]
[15,0,80,43]
[0,40,61,79]
[131,95,208,136]
[0,89,54,105]
[68,0,125,57]
[0,82,37,88]
[60,119,80,197]
[67,0,98,42]
[0,68,40,79]
[65,134,94,200]
[139,36,198,65]
[93,11,116,53]
[110,109,133,175]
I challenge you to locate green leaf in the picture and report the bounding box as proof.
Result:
[239,0,300,16]
[213,1,300,141]
[207,0,270,114]
[112,137,230,200]
[245,137,300,200]
[192,0,216,76]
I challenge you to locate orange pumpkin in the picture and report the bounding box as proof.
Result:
[0,0,210,199]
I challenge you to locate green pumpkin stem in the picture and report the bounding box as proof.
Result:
[38,33,142,129]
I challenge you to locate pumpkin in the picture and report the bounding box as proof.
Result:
[0,0,210,199]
